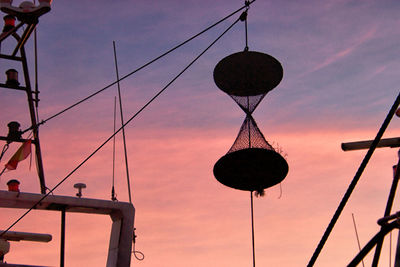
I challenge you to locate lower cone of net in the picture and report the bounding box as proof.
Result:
[213,148,288,192]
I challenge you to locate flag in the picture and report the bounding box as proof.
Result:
[5,139,32,170]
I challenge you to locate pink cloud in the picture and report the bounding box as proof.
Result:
[308,27,378,74]
[3,123,399,266]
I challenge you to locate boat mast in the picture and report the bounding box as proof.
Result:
[0,1,52,194]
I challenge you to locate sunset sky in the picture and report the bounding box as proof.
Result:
[1,1,400,266]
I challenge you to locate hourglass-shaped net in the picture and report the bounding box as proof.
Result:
[212,51,288,192]
[228,114,274,153]
[230,94,265,114]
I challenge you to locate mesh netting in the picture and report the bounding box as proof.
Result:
[230,94,266,114]
[228,114,274,153]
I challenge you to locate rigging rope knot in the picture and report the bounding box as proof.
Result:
[239,6,249,51]
[239,10,248,22]
[21,119,45,135]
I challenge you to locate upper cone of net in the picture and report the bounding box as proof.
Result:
[213,50,283,97]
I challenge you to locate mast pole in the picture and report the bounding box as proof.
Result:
[20,36,47,194]
[0,20,47,194]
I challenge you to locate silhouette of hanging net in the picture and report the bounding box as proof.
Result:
[213,51,288,193]
[230,95,266,114]
[228,114,274,153]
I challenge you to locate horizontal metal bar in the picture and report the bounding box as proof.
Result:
[0,230,52,242]
[0,54,23,61]
[0,21,24,43]
[0,83,26,91]
[378,211,400,226]
[0,190,134,216]
[342,137,400,151]
[0,137,36,144]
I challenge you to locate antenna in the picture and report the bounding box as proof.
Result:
[113,41,133,203]
[351,213,365,267]
[111,96,117,201]
[74,183,86,198]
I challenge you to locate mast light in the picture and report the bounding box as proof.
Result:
[2,14,15,32]
[6,121,22,143]
[5,69,19,86]
[7,179,20,192]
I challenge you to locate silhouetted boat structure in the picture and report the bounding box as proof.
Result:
[0,1,134,266]
[1,1,400,267]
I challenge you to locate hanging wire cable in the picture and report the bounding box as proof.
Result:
[240,1,250,51]
[307,91,400,267]
[132,241,145,261]
[20,0,256,134]
[0,14,242,239]
[0,144,9,161]
[132,228,145,261]
[278,183,283,199]
[113,41,132,204]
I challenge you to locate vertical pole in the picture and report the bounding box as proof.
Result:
[391,232,393,267]
[20,42,46,194]
[395,229,400,267]
[113,41,132,203]
[60,208,66,267]
[372,153,400,266]
[111,96,117,201]
[250,191,255,267]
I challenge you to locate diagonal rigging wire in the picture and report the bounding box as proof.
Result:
[21,0,256,134]
[0,13,242,239]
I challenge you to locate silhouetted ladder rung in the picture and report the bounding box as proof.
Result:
[0,83,27,91]
[0,54,23,61]
[0,137,36,144]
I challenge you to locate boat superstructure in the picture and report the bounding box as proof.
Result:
[0,1,135,266]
